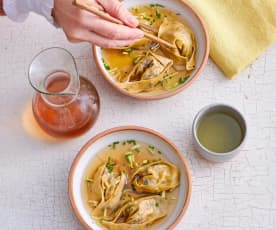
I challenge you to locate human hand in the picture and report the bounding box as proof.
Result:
[53,0,144,48]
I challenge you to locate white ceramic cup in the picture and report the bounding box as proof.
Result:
[192,104,247,162]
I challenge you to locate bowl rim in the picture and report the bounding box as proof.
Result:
[93,0,210,100]
[68,125,192,230]
[192,103,247,157]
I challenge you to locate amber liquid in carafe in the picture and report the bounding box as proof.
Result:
[32,74,100,138]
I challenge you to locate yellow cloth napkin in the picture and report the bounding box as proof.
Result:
[186,0,276,79]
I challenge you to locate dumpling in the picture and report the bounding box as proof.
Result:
[102,195,167,230]
[131,160,180,193]
[87,164,105,203]
[88,163,127,220]
[119,51,173,93]
[126,196,167,224]
[158,18,196,71]
[128,37,152,50]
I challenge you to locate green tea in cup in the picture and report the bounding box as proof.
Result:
[197,112,243,153]
[192,104,247,162]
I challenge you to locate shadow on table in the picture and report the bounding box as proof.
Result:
[21,101,63,142]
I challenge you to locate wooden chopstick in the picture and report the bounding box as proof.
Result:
[72,0,175,49]
[138,22,159,34]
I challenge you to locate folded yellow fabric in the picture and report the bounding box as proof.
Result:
[186,0,276,79]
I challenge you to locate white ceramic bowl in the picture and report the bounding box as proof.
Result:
[93,0,209,100]
[192,104,247,162]
[69,126,192,230]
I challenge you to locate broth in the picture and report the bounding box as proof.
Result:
[197,112,243,153]
[82,140,180,230]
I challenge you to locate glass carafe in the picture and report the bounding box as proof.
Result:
[28,47,100,137]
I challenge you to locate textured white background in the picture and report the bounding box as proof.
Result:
[0,13,276,230]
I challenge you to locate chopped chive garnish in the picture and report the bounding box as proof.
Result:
[106,157,116,173]
[150,3,164,7]
[125,152,135,168]
[104,64,110,70]
[143,16,150,21]
[163,72,178,80]
[158,150,162,154]
[142,159,149,165]
[133,55,144,64]
[110,141,120,149]
[155,202,160,207]
[135,148,140,153]
[127,140,137,145]
[142,15,154,25]
[147,145,155,153]
[156,10,161,19]
[151,159,161,163]
[102,58,110,71]
[122,48,134,55]
[131,144,140,149]
[131,144,140,153]
[179,76,190,84]
[174,76,190,88]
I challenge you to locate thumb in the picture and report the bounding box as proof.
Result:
[96,0,139,27]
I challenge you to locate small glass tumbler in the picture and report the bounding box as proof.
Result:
[28,47,100,137]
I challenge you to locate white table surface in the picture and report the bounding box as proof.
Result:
[1,13,276,230]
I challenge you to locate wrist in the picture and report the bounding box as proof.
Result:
[0,0,5,16]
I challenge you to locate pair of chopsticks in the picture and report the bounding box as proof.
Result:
[72,0,175,49]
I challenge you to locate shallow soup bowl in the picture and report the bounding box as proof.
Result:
[69,126,192,230]
[93,0,209,100]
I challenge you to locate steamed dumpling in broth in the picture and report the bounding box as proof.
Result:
[89,164,127,220]
[127,51,172,81]
[131,160,179,193]
[83,140,180,229]
[101,4,197,94]
[158,18,196,71]
[119,51,173,93]
[102,196,167,230]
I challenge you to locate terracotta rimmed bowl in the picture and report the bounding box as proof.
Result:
[93,0,209,100]
[69,126,192,230]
